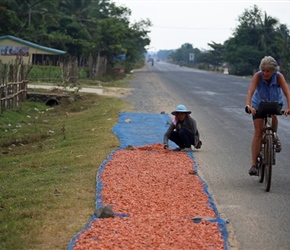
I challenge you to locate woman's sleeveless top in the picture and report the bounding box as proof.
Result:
[252,71,284,109]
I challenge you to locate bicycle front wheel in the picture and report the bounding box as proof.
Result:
[258,153,264,183]
[264,135,273,192]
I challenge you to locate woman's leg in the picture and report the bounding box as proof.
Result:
[252,118,264,166]
[169,129,194,148]
[272,115,278,131]
[271,115,281,152]
[177,128,194,148]
[169,131,183,148]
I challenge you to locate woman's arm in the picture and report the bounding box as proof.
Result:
[278,73,290,114]
[184,116,197,135]
[245,72,260,114]
[163,123,175,147]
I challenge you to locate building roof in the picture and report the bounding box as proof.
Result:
[0,35,66,55]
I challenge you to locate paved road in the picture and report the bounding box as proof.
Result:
[126,61,290,250]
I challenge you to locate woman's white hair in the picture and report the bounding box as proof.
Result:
[259,56,279,72]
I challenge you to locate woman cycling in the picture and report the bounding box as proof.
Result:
[245,56,290,176]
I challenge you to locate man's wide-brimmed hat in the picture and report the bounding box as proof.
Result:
[171,104,191,115]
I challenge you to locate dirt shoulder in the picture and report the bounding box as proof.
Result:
[27,84,133,98]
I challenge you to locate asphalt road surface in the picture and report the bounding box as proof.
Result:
[126,61,290,250]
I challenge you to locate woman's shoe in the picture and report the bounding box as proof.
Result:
[275,138,282,153]
[249,166,258,176]
[181,147,192,152]
[195,140,202,149]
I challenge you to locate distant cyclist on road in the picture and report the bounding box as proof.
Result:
[245,56,290,176]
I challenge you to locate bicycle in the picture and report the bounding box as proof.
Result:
[253,101,284,192]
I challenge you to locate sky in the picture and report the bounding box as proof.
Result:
[113,0,290,52]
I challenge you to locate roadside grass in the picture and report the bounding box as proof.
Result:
[0,91,132,249]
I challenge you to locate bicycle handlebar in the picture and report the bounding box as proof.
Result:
[245,101,286,115]
[245,106,285,115]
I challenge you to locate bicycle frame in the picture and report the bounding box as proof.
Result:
[258,114,276,192]
[247,101,284,192]
[262,115,276,165]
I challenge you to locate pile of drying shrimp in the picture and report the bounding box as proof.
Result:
[73,143,225,249]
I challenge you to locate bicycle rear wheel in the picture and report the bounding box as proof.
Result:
[264,135,273,192]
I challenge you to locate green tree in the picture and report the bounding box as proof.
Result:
[122,19,151,71]
[258,12,279,55]
[0,0,152,75]
[157,50,172,61]
[0,1,22,35]
[2,0,57,37]
[223,5,289,76]
[206,42,225,68]
[170,43,195,65]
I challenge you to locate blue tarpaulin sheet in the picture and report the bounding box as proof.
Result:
[67,112,229,250]
[112,112,174,148]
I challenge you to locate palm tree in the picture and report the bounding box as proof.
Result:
[6,0,57,28]
[257,12,279,55]
[274,24,290,74]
